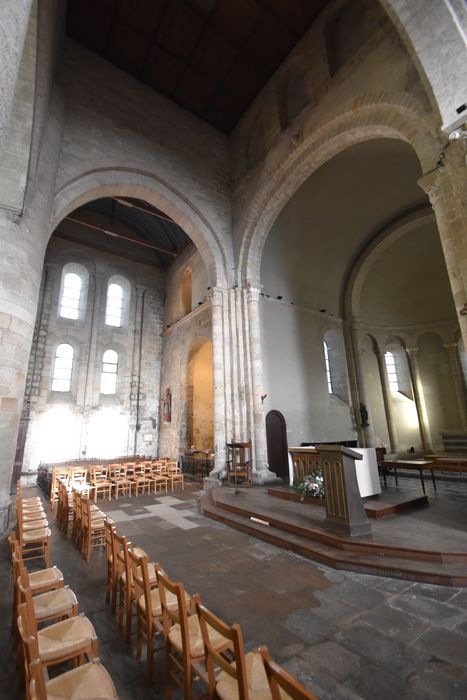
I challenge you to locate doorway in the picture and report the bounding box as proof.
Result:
[266,410,289,478]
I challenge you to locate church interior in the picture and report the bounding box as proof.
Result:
[1,1,467,698]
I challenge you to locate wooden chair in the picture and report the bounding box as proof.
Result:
[227,442,253,487]
[148,460,168,494]
[167,461,184,491]
[158,572,229,700]
[113,531,134,641]
[130,463,152,496]
[49,468,70,507]
[17,600,98,694]
[29,655,117,700]
[16,499,51,567]
[104,520,116,608]
[111,463,132,500]
[17,564,78,626]
[260,647,318,700]
[90,466,113,502]
[17,480,43,506]
[129,548,166,677]
[197,601,271,700]
[81,498,107,561]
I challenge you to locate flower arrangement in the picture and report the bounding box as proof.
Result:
[294,470,325,501]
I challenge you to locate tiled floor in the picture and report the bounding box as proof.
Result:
[2,481,467,700]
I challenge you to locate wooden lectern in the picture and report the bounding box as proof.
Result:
[318,445,371,537]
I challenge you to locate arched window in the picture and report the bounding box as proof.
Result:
[60,273,82,319]
[51,343,74,392]
[58,263,89,320]
[105,283,123,327]
[323,340,333,394]
[100,349,118,394]
[385,351,399,392]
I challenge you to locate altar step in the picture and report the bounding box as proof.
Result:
[267,485,429,519]
[200,488,467,587]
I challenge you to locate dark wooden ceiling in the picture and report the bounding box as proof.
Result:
[66,0,329,133]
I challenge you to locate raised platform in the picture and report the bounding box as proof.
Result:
[267,485,428,519]
[200,486,467,587]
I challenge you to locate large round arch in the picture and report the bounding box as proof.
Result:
[51,168,232,289]
[237,93,441,286]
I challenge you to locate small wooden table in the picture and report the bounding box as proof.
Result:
[382,459,436,494]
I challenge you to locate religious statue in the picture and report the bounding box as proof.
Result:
[162,388,172,423]
[359,403,369,428]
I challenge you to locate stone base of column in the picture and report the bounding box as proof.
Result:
[0,495,11,534]
[203,471,225,491]
[253,468,280,485]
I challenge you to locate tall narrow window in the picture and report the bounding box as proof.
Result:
[100,349,118,394]
[105,283,123,327]
[52,343,74,392]
[385,351,399,392]
[60,273,82,319]
[323,340,333,394]
[182,267,192,315]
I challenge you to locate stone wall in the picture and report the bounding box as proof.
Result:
[21,234,165,470]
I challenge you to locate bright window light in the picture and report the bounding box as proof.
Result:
[105,283,123,327]
[52,343,74,392]
[385,351,399,392]
[60,273,81,319]
[100,349,118,394]
[323,340,332,394]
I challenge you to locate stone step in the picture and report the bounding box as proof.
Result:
[200,490,467,587]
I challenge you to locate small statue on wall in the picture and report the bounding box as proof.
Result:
[359,403,369,428]
[162,388,172,423]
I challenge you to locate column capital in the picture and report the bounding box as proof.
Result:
[245,284,261,304]
[406,347,419,358]
[418,171,443,208]
[349,316,363,332]
[207,286,225,307]
[442,342,459,353]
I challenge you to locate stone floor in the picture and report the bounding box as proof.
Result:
[2,481,467,700]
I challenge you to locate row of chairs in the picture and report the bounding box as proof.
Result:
[104,523,318,700]
[56,481,114,561]
[52,460,184,506]
[16,482,51,568]
[9,531,117,700]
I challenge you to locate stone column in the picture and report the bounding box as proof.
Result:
[443,342,467,430]
[245,284,275,483]
[419,142,467,349]
[206,287,227,482]
[349,318,375,447]
[0,0,33,147]
[374,347,397,452]
[406,347,432,452]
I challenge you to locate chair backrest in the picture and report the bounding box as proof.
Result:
[17,567,39,638]
[260,647,318,700]
[157,571,195,639]
[104,520,115,567]
[112,531,131,585]
[128,548,162,622]
[196,601,247,699]
[17,601,45,698]
[70,467,87,484]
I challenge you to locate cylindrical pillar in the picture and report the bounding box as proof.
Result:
[374,347,397,452]
[443,342,467,430]
[0,0,33,147]
[209,287,227,477]
[245,285,275,482]
[419,144,467,349]
[349,318,375,447]
[406,347,432,452]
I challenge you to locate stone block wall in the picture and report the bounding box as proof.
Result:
[21,234,165,470]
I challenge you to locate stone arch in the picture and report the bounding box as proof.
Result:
[238,94,441,286]
[51,168,230,289]
[344,206,435,321]
[379,0,467,132]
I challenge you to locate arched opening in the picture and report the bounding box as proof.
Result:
[258,136,462,451]
[19,193,213,472]
[186,340,214,452]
